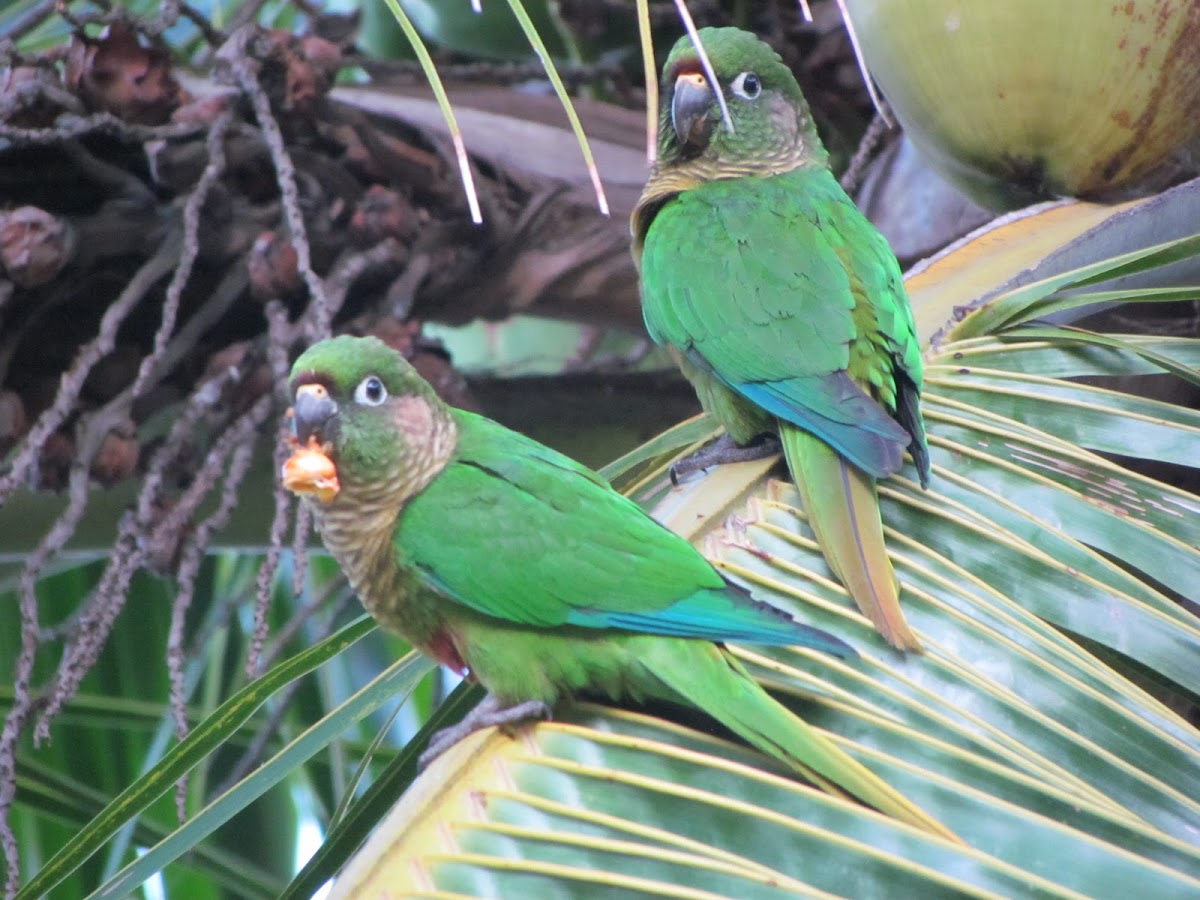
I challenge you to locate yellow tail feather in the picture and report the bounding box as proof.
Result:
[780,424,922,652]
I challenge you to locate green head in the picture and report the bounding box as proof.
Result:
[287,335,454,507]
[657,27,825,171]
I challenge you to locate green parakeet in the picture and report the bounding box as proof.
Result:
[633,28,931,652]
[282,335,949,837]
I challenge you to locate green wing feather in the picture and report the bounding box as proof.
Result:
[396,410,851,654]
[820,176,930,483]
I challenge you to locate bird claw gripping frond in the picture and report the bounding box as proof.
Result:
[418,694,552,770]
[669,433,782,485]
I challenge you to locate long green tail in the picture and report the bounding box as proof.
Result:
[780,424,922,652]
[642,639,955,840]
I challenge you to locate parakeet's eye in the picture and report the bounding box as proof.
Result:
[354,375,388,406]
[731,72,761,100]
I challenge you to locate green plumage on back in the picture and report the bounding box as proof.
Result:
[284,335,951,839]
[634,27,930,651]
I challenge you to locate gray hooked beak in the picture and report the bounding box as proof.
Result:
[671,71,715,150]
[292,383,338,444]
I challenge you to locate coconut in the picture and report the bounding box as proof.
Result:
[844,0,1200,208]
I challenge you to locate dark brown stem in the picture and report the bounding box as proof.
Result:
[0,114,202,146]
[167,399,265,821]
[133,108,234,398]
[840,108,894,197]
[246,301,296,679]
[226,28,332,336]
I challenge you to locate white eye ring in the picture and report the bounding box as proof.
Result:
[731,71,762,100]
[354,375,388,406]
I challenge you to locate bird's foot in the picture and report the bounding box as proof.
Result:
[418,694,552,769]
[670,433,782,485]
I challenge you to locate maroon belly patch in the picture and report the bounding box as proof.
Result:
[428,629,469,678]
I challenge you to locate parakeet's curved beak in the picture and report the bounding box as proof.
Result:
[672,71,715,151]
[292,383,338,444]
